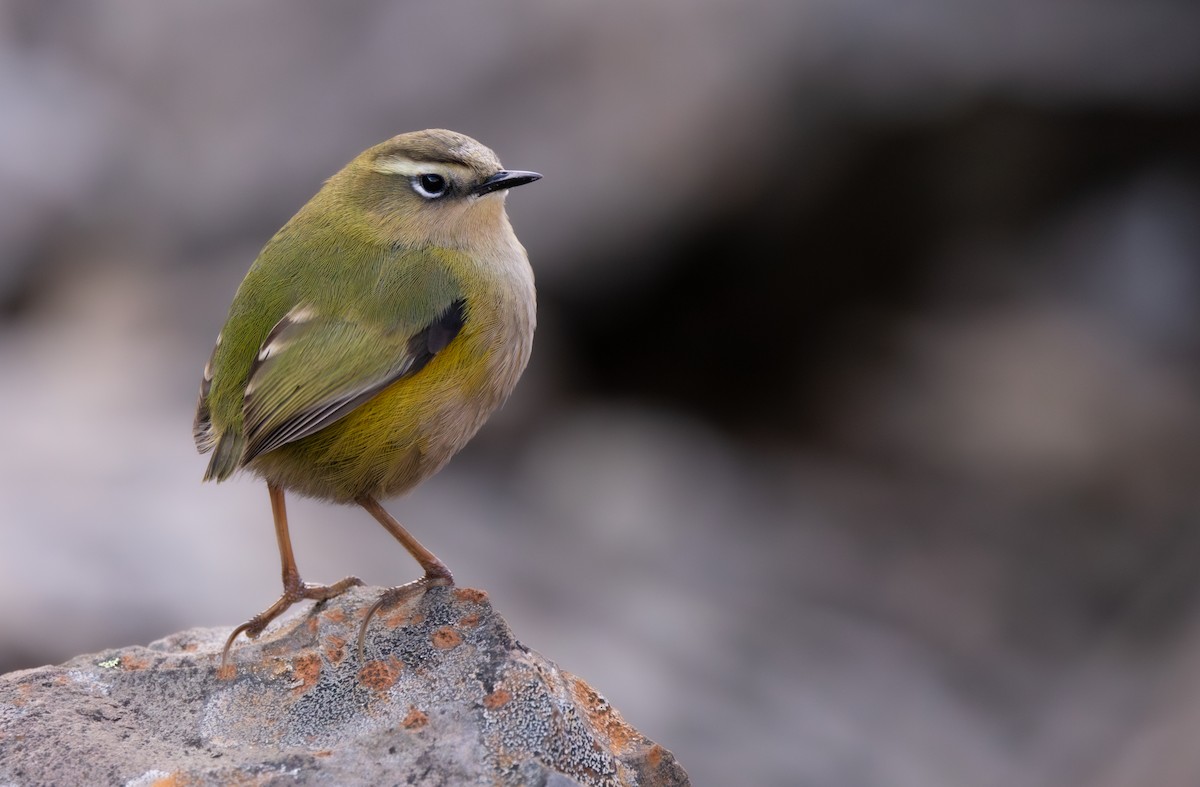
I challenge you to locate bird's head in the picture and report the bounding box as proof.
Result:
[338,129,541,249]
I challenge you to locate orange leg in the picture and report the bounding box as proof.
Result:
[356,494,453,655]
[221,484,363,667]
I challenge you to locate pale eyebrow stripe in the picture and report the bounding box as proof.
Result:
[373,156,466,178]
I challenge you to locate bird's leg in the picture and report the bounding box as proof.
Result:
[355,494,453,655]
[221,484,363,668]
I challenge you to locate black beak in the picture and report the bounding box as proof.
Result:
[472,170,542,197]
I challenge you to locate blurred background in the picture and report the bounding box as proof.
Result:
[2,1,1200,785]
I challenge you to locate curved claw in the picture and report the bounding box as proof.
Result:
[219,575,364,673]
[356,572,453,660]
[220,619,259,669]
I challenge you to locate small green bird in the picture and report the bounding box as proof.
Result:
[193,129,540,662]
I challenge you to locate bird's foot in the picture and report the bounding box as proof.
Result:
[220,574,364,670]
[357,566,454,659]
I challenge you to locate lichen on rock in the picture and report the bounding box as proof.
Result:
[0,586,688,786]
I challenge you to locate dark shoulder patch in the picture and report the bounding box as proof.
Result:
[407,299,466,375]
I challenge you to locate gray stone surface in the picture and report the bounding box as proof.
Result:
[0,586,687,786]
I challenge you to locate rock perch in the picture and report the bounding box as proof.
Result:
[0,586,688,786]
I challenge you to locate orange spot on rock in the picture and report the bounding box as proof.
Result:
[458,613,480,628]
[646,744,664,768]
[120,655,150,671]
[291,652,322,694]
[454,588,488,604]
[570,674,640,753]
[358,657,403,691]
[323,635,348,665]
[314,749,333,758]
[11,686,31,707]
[402,706,428,729]
[216,663,237,681]
[323,608,347,624]
[431,626,461,650]
[149,774,186,787]
[384,608,410,629]
[482,689,512,709]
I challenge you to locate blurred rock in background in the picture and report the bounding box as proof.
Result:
[2,1,1199,785]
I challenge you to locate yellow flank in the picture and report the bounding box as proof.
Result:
[247,320,500,502]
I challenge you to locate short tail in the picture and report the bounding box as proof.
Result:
[203,432,245,482]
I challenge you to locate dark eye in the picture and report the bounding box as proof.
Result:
[413,173,449,199]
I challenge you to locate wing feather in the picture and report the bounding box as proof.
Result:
[239,298,466,464]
